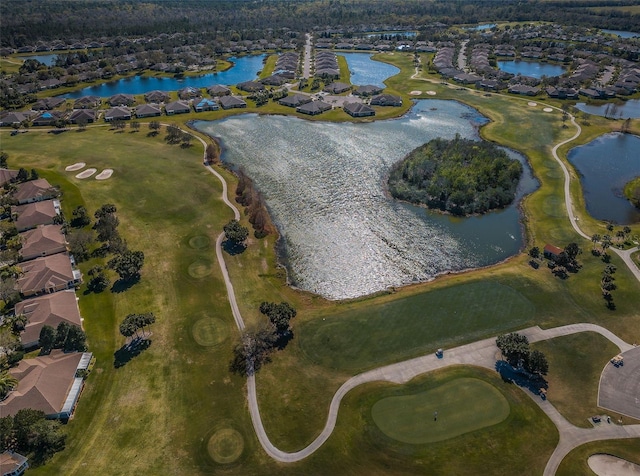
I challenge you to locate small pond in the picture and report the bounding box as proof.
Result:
[575,100,640,120]
[17,54,58,66]
[61,55,265,98]
[340,53,400,88]
[601,29,640,38]
[193,99,538,300]
[497,60,567,79]
[467,24,497,31]
[568,132,640,224]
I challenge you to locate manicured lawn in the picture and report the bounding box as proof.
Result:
[557,439,640,476]
[531,332,622,427]
[298,281,535,372]
[371,378,510,444]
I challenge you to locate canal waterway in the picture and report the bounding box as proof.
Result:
[497,60,567,79]
[61,55,266,98]
[194,100,538,300]
[568,132,640,225]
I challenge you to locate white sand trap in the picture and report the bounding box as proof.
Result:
[410,90,422,95]
[65,162,86,172]
[427,91,437,96]
[543,107,553,112]
[75,168,97,179]
[588,454,640,476]
[528,101,537,107]
[95,169,113,180]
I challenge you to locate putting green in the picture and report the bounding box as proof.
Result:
[188,260,213,278]
[371,378,510,444]
[189,235,210,249]
[191,318,228,347]
[207,428,244,464]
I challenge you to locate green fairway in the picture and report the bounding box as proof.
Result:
[371,378,510,444]
[298,281,535,372]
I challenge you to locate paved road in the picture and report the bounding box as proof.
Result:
[303,33,312,79]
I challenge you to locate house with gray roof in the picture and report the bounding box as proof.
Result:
[237,80,265,92]
[144,90,170,103]
[278,94,312,108]
[218,96,247,109]
[104,107,132,122]
[108,94,135,107]
[73,96,101,109]
[323,82,351,94]
[343,102,375,117]
[370,94,402,107]
[354,85,383,97]
[208,85,231,97]
[68,109,97,124]
[0,111,31,127]
[296,100,331,115]
[135,104,162,118]
[32,111,65,127]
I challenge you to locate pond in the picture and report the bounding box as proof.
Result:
[17,54,58,66]
[601,29,640,38]
[193,100,538,300]
[497,60,567,79]
[575,100,640,119]
[568,132,640,225]
[61,55,265,98]
[467,24,497,31]
[340,53,400,88]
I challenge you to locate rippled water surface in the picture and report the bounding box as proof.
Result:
[194,100,537,300]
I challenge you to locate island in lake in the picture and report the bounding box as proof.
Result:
[625,176,640,209]
[388,135,523,216]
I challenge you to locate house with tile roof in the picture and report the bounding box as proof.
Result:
[14,179,56,205]
[16,253,81,297]
[13,200,61,232]
[19,224,67,262]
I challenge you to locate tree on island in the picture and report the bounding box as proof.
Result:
[388,135,523,216]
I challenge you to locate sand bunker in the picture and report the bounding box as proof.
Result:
[588,454,640,476]
[75,168,97,179]
[95,169,113,180]
[543,107,553,112]
[528,102,537,107]
[410,90,422,95]
[65,162,86,172]
[426,91,437,96]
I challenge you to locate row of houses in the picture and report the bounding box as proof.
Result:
[0,172,90,423]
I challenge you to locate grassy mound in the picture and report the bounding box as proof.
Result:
[189,235,211,250]
[388,135,523,215]
[188,260,214,279]
[207,428,244,464]
[192,318,229,347]
[371,378,509,444]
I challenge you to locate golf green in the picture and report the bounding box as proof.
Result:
[207,428,244,464]
[371,378,510,444]
[191,317,229,347]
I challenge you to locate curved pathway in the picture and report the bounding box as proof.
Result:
[192,108,640,470]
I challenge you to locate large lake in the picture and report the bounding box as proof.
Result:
[568,133,640,224]
[62,55,266,98]
[194,100,538,300]
[575,100,640,120]
[341,53,400,88]
[497,60,566,79]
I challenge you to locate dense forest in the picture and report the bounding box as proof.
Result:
[388,136,523,216]
[2,0,640,47]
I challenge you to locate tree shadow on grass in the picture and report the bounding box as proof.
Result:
[496,360,548,396]
[111,276,140,293]
[222,239,246,256]
[114,337,152,368]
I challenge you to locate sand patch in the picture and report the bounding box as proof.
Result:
[95,169,113,180]
[75,168,97,179]
[410,90,422,95]
[426,91,437,96]
[543,107,553,113]
[65,162,86,172]
[588,454,640,476]
[528,102,537,107]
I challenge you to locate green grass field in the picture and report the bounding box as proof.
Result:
[371,377,510,444]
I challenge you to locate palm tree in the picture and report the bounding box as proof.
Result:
[0,371,18,399]
[591,233,601,251]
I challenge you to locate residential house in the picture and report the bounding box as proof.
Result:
[165,100,191,115]
[31,111,65,127]
[370,94,402,107]
[0,451,29,476]
[343,102,375,117]
[261,74,289,86]
[0,112,30,127]
[0,350,93,419]
[13,200,61,232]
[543,244,563,261]
[218,96,247,110]
[32,97,66,110]
[194,98,219,112]
[19,224,67,261]
[135,104,162,118]
[278,94,312,108]
[508,84,540,96]
[178,87,201,100]
[104,107,132,122]
[68,109,97,124]
[207,85,231,97]
[296,100,332,115]
[236,81,265,92]
[0,169,18,186]
[144,90,170,103]
[16,253,81,297]
[108,94,135,107]
[353,85,383,97]
[15,290,83,349]
[323,82,351,94]
[14,179,56,205]
[73,96,101,109]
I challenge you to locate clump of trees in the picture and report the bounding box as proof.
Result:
[496,332,549,376]
[230,301,296,376]
[38,322,87,354]
[223,219,249,245]
[601,264,617,310]
[0,409,66,466]
[119,312,156,340]
[235,167,271,238]
[388,135,523,216]
[165,124,192,147]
